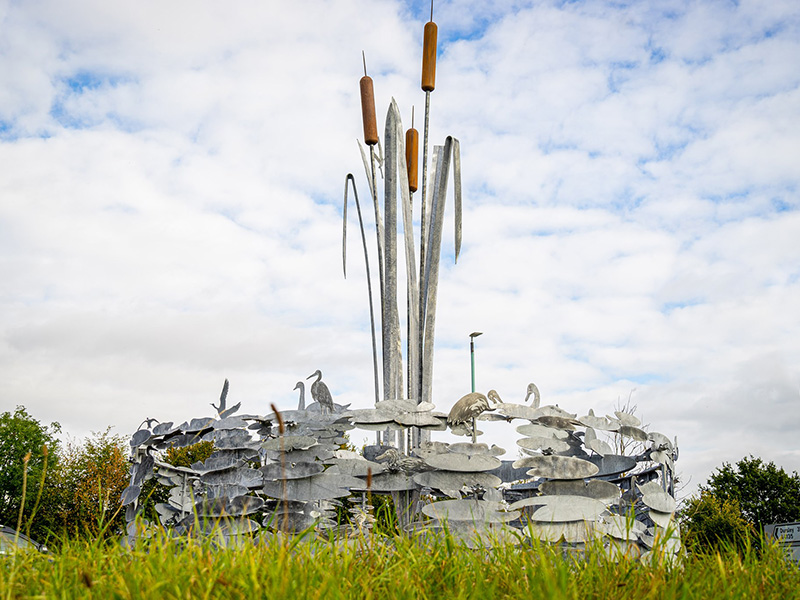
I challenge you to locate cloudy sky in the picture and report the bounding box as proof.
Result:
[2,0,798,498]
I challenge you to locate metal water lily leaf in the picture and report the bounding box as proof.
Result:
[516,423,569,439]
[423,453,501,473]
[261,435,318,451]
[513,455,599,479]
[262,472,363,502]
[413,471,502,498]
[422,499,517,524]
[517,436,571,454]
[539,479,621,502]
[528,496,608,523]
[260,461,325,481]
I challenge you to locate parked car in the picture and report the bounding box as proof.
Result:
[0,525,47,555]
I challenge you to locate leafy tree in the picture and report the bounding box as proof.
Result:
[681,456,800,552]
[48,429,130,539]
[0,406,61,538]
[681,492,754,551]
[701,456,800,532]
[164,441,214,467]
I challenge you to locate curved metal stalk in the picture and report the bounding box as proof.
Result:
[343,174,381,406]
[358,141,386,407]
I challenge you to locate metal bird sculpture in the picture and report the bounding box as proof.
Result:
[447,391,499,442]
[211,378,241,419]
[294,381,306,410]
[307,370,334,414]
[523,382,541,408]
[375,447,430,474]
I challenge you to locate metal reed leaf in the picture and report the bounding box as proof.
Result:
[343,174,381,404]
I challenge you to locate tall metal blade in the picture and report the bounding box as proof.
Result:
[383,102,399,401]
[453,138,462,263]
[388,100,419,408]
[343,174,381,405]
[421,136,454,406]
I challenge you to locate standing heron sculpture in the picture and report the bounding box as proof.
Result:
[447,391,499,443]
[293,381,306,410]
[307,370,335,414]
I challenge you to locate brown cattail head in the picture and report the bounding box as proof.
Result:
[421,21,438,92]
[360,75,379,146]
[270,403,285,435]
[406,126,419,192]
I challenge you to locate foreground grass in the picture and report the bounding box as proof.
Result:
[2,530,799,599]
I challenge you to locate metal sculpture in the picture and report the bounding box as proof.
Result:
[123,6,682,561]
[307,370,334,414]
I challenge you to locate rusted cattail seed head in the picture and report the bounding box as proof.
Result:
[360,75,379,146]
[270,403,285,435]
[405,126,419,192]
[421,20,438,92]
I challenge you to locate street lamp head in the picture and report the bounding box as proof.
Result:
[469,331,483,339]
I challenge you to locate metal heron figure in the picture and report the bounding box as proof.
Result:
[307,370,334,414]
[447,391,499,443]
[375,447,430,474]
[293,381,306,410]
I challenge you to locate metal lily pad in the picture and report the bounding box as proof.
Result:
[517,436,571,453]
[355,421,406,432]
[423,453,501,473]
[205,484,249,499]
[598,515,642,541]
[352,472,417,492]
[152,422,177,435]
[185,417,216,433]
[534,406,577,419]
[121,485,141,506]
[260,461,325,480]
[130,429,151,447]
[262,472,363,502]
[449,442,504,456]
[641,491,676,514]
[534,416,576,430]
[214,416,249,430]
[618,425,648,442]
[422,499,519,523]
[525,521,598,543]
[512,455,599,479]
[227,495,265,517]
[266,445,336,463]
[539,479,621,502]
[495,403,540,420]
[648,431,674,452]
[413,471,502,498]
[528,496,607,522]
[394,412,444,427]
[192,455,242,474]
[648,509,674,529]
[578,410,619,431]
[615,410,641,427]
[515,423,569,439]
[261,435,317,451]
[348,409,396,424]
[326,459,385,477]
[585,454,636,477]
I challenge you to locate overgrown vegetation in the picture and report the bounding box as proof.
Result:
[2,527,799,599]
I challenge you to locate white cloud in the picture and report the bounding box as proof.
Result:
[1,0,799,499]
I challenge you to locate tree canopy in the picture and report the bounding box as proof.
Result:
[701,456,800,531]
[0,406,61,532]
[682,455,800,552]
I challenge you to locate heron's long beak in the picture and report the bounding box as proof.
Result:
[306,373,314,380]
